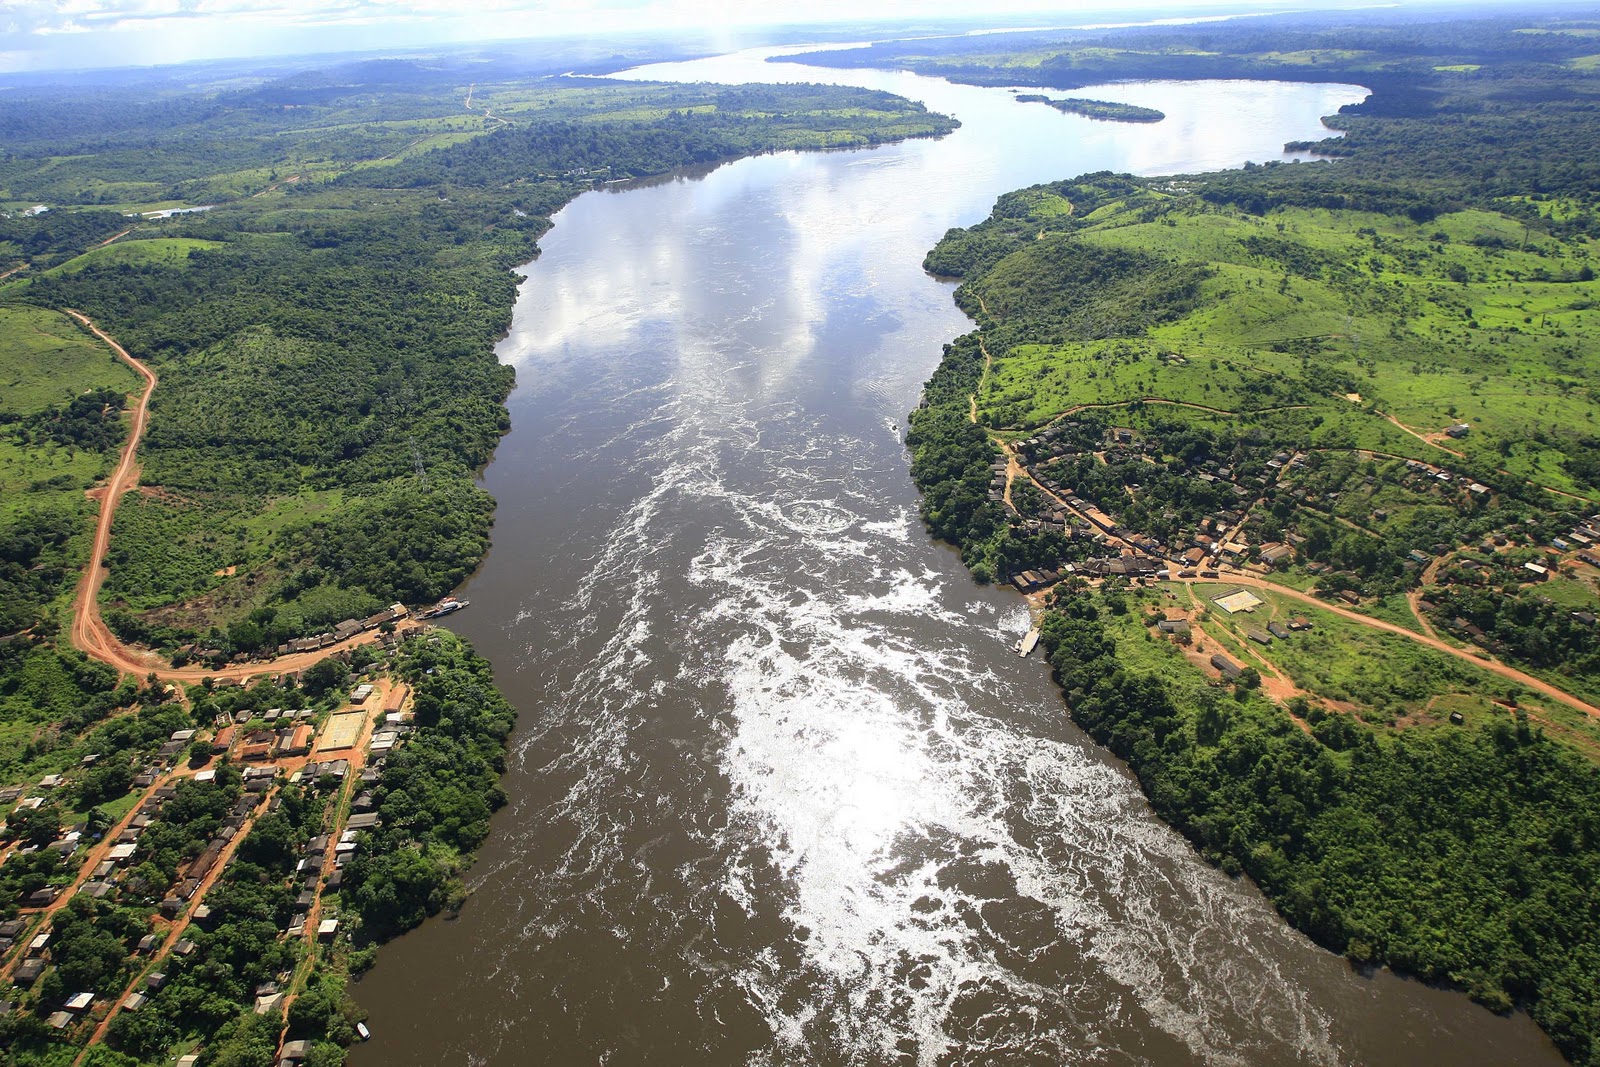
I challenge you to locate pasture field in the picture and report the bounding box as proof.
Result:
[0,304,140,415]
[44,237,225,276]
[973,199,1600,499]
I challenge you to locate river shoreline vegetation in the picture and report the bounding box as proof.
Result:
[1013,95,1165,122]
[900,9,1600,1065]
[0,47,956,1067]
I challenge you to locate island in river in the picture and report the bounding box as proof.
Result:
[1014,94,1165,122]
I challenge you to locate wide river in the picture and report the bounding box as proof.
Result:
[351,44,1564,1067]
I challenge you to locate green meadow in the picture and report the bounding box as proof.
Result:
[0,304,140,414]
[44,237,225,276]
[971,196,1600,499]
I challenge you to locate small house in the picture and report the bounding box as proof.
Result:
[1210,654,1242,679]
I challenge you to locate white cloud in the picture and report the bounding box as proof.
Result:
[0,0,1405,73]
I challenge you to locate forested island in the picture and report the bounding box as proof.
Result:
[0,53,955,1067]
[1014,94,1164,122]
[903,10,1600,1066]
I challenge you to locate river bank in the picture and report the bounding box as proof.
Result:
[348,43,1562,1067]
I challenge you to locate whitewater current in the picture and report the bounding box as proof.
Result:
[348,44,1560,1067]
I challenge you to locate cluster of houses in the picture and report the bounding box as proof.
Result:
[999,423,1317,593]
[1550,513,1600,557]
[278,603,411,656]
[217,720,316,763]
[1,653,435,1052]
[0,726,241,912]
[5,746,274,1013]
[997,412,1555,606]
[1145,612,1311,682]
[1399,457,1491,498]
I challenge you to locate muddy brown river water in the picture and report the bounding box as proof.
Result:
[350,43,1564,1067]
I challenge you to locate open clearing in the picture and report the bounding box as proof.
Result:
[319,711,367,751]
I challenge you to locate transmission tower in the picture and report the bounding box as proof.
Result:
[409,436,428,488]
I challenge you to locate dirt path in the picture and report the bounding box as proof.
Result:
[61,312,392,683]
[1,759,180,986]
[0,263,27,281]
[92,229,133,250]
[1405,550,1455,640]
[1031,397,1308,436]
[464,82,509,130]
[81,685,396,1059]
[1406,590,1442,640]
[1376,410,1466,458]
[1183,571,1600,719]
[1542,484,1598,503]
[252,175,301,198]
[275,682,395,1056]
[969,335,993,425]
[77,754,314,1059]
[66,311,159,676]
[991,433,1139,553]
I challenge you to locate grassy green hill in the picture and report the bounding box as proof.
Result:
[904,13,1600,1065]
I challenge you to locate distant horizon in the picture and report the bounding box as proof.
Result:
[0,0,1554,76]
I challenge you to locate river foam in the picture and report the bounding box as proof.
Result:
[350,44,1560,1067]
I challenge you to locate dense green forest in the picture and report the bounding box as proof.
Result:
[1,70,953,657]
[5,7,1600,1065]
[1039,587,1600,1063]
[1014,95,1165,122]
[0,48,958,1067]
[901,9,1600,1065]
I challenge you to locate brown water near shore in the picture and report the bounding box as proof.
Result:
[349,47,1564,1067]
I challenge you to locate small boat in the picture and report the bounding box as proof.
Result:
[356,1022,371,1041]
[419,596,471,619]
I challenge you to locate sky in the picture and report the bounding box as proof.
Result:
[0,0,1299,73]
[0,0,1414,75]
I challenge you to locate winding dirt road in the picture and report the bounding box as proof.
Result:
[64,312,386,684]
[68,310,159,675]
[1182,571,1600,719]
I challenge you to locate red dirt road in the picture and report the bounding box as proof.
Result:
[67,311,160,676]
[64,313,389,684]
[1183,571,1600,719]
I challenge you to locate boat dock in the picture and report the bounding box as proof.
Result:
[1016,628,1041,658]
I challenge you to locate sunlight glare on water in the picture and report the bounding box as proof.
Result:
[348,41,1565,1067]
